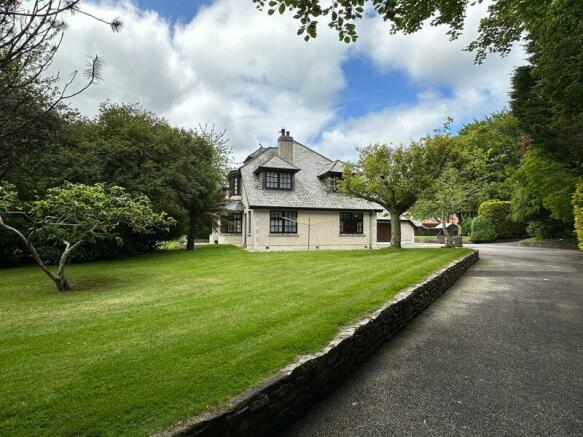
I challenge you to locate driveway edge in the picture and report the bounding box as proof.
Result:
[160,250,479,437]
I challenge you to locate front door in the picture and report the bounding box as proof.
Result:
[377,222,391,242]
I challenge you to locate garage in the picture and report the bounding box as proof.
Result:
[376,214,416,245]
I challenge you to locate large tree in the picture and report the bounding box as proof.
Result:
[0,1,121,179]
[0,182,173,291]
[455,111,523,215]
[32,103,231,249]
[340,126,454,247]
[508,0,582,237]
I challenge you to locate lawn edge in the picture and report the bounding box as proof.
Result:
[157,249,479,437]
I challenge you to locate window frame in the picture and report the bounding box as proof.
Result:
[339,211,364,235]
[229,175,241,195]
[221,212,242,234]
[270,210,298,234]
[264,171,293,190]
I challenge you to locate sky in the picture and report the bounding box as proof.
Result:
[49,0,526,164]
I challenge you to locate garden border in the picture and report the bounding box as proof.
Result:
[160,250,479,437]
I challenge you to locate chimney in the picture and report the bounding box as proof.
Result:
[278,128,293,163]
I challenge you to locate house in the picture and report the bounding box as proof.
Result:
[210,130,413,251]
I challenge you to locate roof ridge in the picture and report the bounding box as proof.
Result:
[292,140,333,163]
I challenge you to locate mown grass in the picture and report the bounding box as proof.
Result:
[0,245,470,436]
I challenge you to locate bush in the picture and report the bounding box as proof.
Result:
[526,218,573,240]
[459,214,474,237]
[574,180,583,250]
[478,200,525,239]
[471,216,497,242]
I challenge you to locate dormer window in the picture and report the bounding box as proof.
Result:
[265,171,293,190]
[327,175,341,192]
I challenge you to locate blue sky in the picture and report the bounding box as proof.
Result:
[51,0,525,162]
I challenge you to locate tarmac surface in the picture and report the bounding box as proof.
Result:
[281,243,583,437]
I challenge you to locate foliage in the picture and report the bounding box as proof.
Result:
[574,181,583,250]
[0,245,470,435]
[0,182,173,291]
[459,214,474,237]
[510,148,578,226]
[508,0,582,239]
[252,0,548,62]
[478,200,525,239]
[1,103,230,264]
[455,111,523,214]
[411,167,469,245]
[470,215,496,242]
[509,0,583,167]
[0,1,121,170]
[340,123,454,247]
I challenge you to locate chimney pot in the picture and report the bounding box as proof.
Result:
[278,129,293,163]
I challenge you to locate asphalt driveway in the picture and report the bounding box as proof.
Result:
[281,243,583,437]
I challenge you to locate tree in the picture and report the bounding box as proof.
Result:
[39,103,231,250]
[0,1,121,178]
[455,111,522,214]
[410,167,469,246]
[507,0,582,239]
[0,182,173,291]
[510,148,578,227]
[167,126,230,250]
[252,0,547,62]
[340,125,453,248]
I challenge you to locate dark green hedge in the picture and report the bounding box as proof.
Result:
[478,200,525,239]
[471,216,497,242]
[574,180,583,251]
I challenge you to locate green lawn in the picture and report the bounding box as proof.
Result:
[414,235,439,242]
[0,245,470,436]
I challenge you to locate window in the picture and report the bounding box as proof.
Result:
[265,171,293,190]
[247,211,252,235]
[328,176,340,192]
[221,213,242,234]
[270,210,297,234]
[229,175,241,195]
[340,212,363,234]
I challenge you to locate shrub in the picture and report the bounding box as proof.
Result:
[459,214,474,237]
[478,200,525,239]
[526,218,573,240]
[574,180,583,250]
[471,216,497,242]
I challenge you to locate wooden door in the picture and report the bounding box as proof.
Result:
[377,222,391,242]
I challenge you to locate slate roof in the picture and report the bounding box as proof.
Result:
[240,142,382,211]
[253,155,299,173]
[318,159,345,178]
[224,200,244,212]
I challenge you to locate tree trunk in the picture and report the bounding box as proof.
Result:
[53,276,71,292]
[186,214,196,251]
[442,211,451,247]
[390,210,402,248]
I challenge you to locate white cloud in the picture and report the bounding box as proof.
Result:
[49,0,525,163]
[315,1,526,159]
[50,0,347,162]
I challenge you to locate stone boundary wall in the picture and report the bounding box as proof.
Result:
[161,250,479,437]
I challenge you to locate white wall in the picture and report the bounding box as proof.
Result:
[401,221,415,243]
[247,209,377,251]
